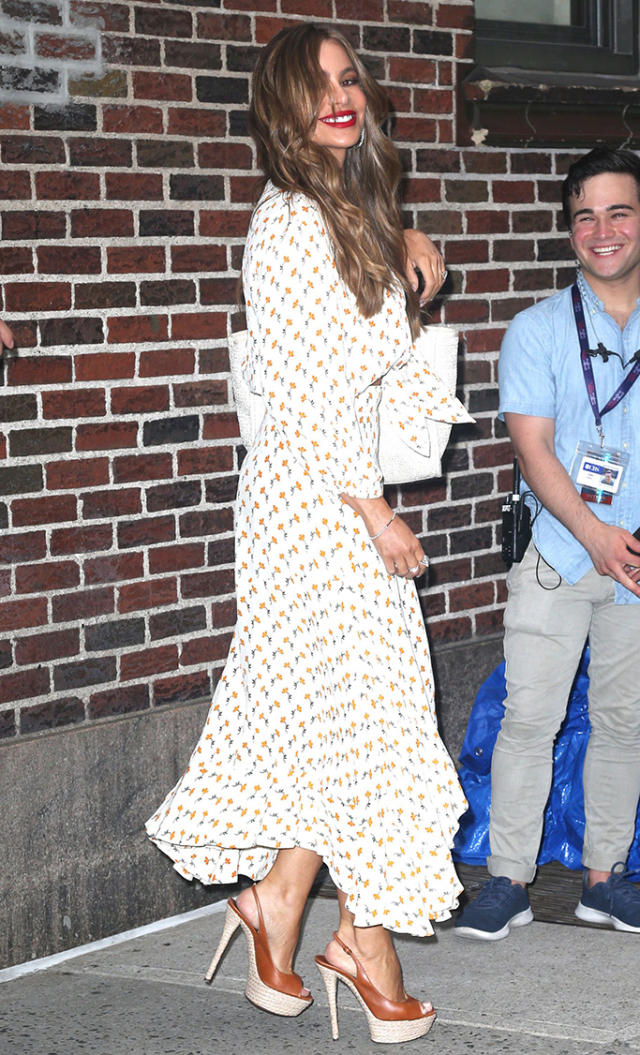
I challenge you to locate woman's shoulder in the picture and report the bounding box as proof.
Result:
[249,182,328,244]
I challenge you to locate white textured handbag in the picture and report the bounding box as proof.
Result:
[228,328,266,452]
[377,324,474,484]
[228,325,473,485]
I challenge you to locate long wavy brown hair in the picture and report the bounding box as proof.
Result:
[249,24,421,339]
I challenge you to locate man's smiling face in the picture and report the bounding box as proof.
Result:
[569,171,640,290]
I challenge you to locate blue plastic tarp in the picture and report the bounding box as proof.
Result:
[453,647,640,880]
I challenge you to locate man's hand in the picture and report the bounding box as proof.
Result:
[506,411,640,598]
[0,319,15,356]
[582,519,640,596]
[402,229,446,305]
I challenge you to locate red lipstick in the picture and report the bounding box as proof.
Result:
[318,110,357,127]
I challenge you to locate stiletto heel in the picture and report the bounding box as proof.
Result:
[315,932,436,1044]
[205,886,312,1017]
[204,902,241,983]
[316,961,340,1040]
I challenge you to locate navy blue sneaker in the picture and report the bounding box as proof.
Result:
[575,863,640,932]
[454,876,534,941]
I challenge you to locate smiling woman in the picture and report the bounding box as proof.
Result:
[312,40,366,162]
[146,22,464,1046]
[246,24,435,331]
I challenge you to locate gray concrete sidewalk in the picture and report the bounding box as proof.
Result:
[1,895,639,1055]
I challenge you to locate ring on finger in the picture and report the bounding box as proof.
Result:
[409,564,420,574]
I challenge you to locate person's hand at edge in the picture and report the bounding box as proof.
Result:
[0,319,15,357]
[403,229,447,305]
[581,518,640,597]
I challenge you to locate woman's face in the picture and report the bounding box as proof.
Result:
[311,39,366,166]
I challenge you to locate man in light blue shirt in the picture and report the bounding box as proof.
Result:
[456,147,640,940]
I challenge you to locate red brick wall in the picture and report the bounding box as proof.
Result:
[0,0,574,740]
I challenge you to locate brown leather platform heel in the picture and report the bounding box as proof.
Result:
[315,931,435,1043]
[205,885,312,1017]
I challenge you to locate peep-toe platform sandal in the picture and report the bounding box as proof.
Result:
[205,885,312,1017]
[315,931,435,1044]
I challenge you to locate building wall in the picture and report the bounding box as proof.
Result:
[0,0,574,967]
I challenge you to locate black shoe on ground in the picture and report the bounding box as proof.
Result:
[575,862,640,932]
[454,875,533,941]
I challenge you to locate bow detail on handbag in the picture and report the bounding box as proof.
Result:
[377,325,475,484]
[228,325,474,486]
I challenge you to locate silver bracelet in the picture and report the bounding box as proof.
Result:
[369,510,398,541]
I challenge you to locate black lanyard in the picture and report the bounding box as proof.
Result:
[571,283,640,445]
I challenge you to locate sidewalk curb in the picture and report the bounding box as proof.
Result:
[0,899,227,984]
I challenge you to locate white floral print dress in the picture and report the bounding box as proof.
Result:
[146,185,466,936]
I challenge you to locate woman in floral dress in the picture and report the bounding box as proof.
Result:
[147,23,466,1044]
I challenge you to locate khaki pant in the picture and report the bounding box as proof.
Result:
[488,543,640,883]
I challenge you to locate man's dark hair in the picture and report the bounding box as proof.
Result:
[561,146,640,228]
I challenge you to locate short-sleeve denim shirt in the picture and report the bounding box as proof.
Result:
[498,272,640,604]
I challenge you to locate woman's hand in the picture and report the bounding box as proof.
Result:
[373,515,429,578]
[342,494,428,578]
[402,229,447,305]
[0,318,15,356]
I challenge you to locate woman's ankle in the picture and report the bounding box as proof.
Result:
[326,929,405,1001]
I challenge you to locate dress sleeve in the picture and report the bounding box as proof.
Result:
[243,196,383,498]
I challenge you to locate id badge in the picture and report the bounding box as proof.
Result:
[570,441,629,505]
